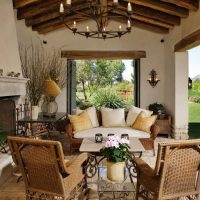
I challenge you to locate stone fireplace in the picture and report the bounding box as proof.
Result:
[0,76,28,136]
[0,76,28,186]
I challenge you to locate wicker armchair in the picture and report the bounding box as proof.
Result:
[133,140,200,200]
[8,136,88,200]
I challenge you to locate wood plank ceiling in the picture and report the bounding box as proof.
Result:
[13,0,199,35]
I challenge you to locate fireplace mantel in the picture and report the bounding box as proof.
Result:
[0,77,28,97]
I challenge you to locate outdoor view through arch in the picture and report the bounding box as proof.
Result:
[189,45,200,138]
[76,60,134,110]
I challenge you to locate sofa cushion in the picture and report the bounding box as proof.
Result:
[68,111,93,132]
[73,127,150,139]
[132,111,157,133]
[126,106,153,126]
[101,107,126,127]
[76,106,99,128]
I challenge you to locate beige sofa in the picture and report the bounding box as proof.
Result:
[65,111,160,154]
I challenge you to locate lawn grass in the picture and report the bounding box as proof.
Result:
[189,102,200,122]
[189,102,200,139]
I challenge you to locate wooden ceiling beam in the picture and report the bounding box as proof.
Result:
[161,0,199,11]
[114,18,169,34]
[35,12,169,35]
[128,0,189,18]
[118,3,180,25]
[132,4,180,25]
[17,0,82,20]
[17,0,59,20]
[174,29,200,51]
[38,19,89,34]
[61,50,146,59]
[112,9,174,29]
[13,0,42,9]
[33,14,88,32]
[132,14,174,29]
[25,3,87,27]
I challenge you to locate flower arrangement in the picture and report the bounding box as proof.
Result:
[100,135,131,162]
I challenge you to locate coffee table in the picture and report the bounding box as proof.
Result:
[79,137,145,179]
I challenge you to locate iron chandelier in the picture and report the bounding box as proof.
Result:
[59,0,133,39]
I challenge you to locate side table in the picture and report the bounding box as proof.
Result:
[17,112,67,138]
[155,115,172,138]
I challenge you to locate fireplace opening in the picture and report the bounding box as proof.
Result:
[0,99,16,136]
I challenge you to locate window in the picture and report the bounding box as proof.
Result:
[67,59,140,113]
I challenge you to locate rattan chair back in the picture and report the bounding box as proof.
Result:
[155,140,200,198]
[8,136,68,197]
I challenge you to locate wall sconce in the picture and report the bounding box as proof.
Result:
[147,69,160,88]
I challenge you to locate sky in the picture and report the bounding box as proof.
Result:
[122,60,133,81]
[188,45,200,78]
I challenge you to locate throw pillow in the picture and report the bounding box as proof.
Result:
[126,106,153,126]
[101,107,126,127]
[68,111,93,132]
[132,111,157,133]
[76,106,99,127]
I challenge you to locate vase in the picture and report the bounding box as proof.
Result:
[31,105,39,120]
[107,160,125,182]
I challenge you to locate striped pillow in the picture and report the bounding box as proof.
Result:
[68,111,93,132]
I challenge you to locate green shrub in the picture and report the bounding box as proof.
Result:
[92,88,126,109]
[76,100,93,110]
[188,96,200,103]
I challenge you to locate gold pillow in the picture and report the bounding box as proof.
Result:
[68,111,93,132]
[132,111,157,133]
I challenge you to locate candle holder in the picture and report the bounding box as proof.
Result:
[121,134,129,140]
[107,133,115,137]
[95,133,103,143]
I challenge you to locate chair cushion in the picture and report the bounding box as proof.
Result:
[132,111,157,133]
[126,106,153,126]
[73,127,150,139]
[68,111,93,132]
[101,107,126,127]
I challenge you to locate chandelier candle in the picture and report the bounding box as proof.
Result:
[59,0,133,39]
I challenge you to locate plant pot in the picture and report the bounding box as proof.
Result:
[31,105,39,120]
[107,160,125,182]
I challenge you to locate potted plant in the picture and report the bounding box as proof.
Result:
[100,135,131,182]
[148,102,165,114]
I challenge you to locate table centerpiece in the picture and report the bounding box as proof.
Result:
[100,135,131,182]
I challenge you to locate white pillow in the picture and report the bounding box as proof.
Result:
[126,106,153,126]
[101,107,126,127]
[76,106,99,127]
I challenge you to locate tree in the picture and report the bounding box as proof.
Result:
[95,60,125,87]
[76,60,95,100]
[76,60,125,100]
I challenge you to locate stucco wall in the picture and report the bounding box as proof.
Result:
[0,0,21,76]
[15,19,165,112]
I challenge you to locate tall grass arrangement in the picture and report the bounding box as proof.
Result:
[20,43,66,106]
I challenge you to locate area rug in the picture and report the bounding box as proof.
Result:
[52,132,175,199]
